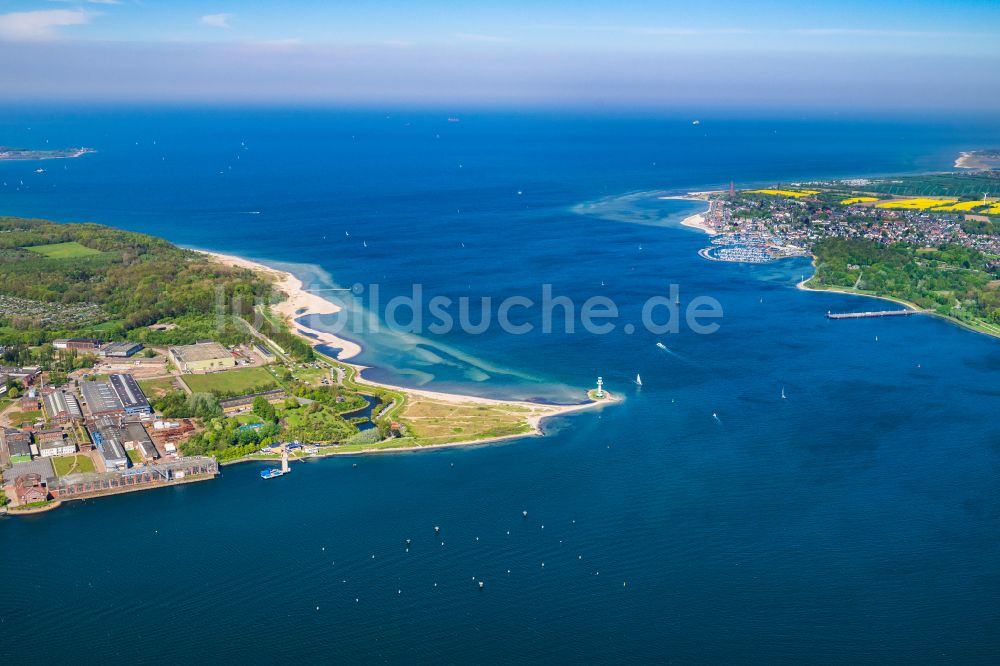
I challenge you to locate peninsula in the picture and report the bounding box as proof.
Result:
[0,216,611,513]
[0,146,95,161]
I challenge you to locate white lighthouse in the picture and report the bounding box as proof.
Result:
[595,376,604,398]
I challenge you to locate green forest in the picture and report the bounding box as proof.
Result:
[811,237,1000,329]
[0,216,271,346]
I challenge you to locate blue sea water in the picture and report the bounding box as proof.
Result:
[2,109,1000,664]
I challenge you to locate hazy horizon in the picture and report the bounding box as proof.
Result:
[1,0,999,111]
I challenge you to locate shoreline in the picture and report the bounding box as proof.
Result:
[796,257,1000,341]
[197,250,612,452]
[221,391,617,465]
[197,250,363,360]
[680,212,715,235]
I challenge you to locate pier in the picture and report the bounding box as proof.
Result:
[826,309,923,320]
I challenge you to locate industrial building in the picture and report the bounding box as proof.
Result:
[43,389,84,422]
[168,341,236,373]
[89,419,129,470]
[52,338,102,351]
[0,366,41,386]
[80,380,124,415]
[13,473,48,505]
[38,432,76,458]
[122,421,158,461]
[100,341,144,358]
[109,374,152,415]
[2,429,33,463]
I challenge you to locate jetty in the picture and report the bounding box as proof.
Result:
[826,309,923,320]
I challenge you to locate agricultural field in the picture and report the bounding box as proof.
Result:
[52,454,96,476]
[23,241,104,259]
[181,366,277,396]
[746,189,819,198]
[875,198,956,210]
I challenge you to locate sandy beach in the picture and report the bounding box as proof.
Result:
[680,212,715,235]
[197,250,611,444]
[197,250,363,360]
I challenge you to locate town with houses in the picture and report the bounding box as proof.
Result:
[695,174,1000,264]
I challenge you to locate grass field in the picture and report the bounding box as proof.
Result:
[181,366,277,395]
[127,449,142,464]
[52,454,96,476]
[139,376,181,399]
[8,410,43,427]
[401,397,536,446]
[23,241,104,259]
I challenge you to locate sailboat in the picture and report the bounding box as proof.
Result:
[635,374,642,386]
[781,387,786,400]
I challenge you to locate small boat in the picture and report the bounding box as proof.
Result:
[656,342,667,350]
[692,120,701,125]
[635,374,642,386]
[781,387,786,399]
[260,468,285,479]
[34,169,45,174]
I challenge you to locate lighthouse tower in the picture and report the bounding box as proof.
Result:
[595,377,604,398]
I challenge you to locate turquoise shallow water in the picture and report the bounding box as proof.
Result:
[2,109,1000,663]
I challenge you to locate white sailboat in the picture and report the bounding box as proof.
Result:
[781,387,786,399]
[635,374,642,386]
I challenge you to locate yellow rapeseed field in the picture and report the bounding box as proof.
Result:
[840,196,879,204]
[875,198,957,210]
[747,189,820,198]
[931,201,991,212]
[984,205,1000,215]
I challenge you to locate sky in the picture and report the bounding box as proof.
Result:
[1,0,999,110]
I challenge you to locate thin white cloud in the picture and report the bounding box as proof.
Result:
[200,13,233,29]
[456,33,509,43]
[0,9,90,40]
[791,28,966,37]
[86,0,121,5]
